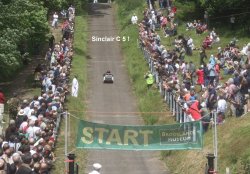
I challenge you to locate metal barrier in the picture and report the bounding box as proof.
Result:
[139,41,191,123]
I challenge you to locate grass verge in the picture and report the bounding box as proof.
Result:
[53,4,88,174]
[115,1,174,125]
[163,114,250,174]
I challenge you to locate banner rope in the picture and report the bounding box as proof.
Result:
[68,113,81,120]
[69,110,172,115]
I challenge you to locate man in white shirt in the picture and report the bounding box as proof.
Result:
[71,75,79,97]
[93,0,98,3]
[217,96,227,113]
[217,95,227,123]
[52,12,58,29]
[89,163,102,174]
[131,14,138,24]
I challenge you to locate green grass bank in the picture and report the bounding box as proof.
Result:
[115,0,250,173]
[115,0,172,125]
[53,3,88,173]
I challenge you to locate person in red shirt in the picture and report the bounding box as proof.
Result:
[0,88,6,123]
[172,6,177,13]
[196,66,205,88]
[186,100,201,121]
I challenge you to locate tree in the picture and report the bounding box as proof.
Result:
[0,0,49,80]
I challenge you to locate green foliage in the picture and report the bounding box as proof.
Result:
[183,0,250,27]
[30,0,69,13]
[0,0,49,80]
[116,0,144,9]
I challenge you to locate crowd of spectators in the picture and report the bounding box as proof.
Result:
[138,1,250,131]
[0,5,75,174]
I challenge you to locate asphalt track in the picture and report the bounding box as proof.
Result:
[85,3,168,174]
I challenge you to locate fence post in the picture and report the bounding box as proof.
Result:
[150,58,153,72]
[167,91,170,104]
[184,111,187,123]
[169,93,173,112]
[206,153,215,174]
[171,93,174,112]
[65,110,68,173]
[67,153,75,174]
[164,89,167,101]
[173,96,176,116]
[176,103,180,122]
[75,163,79,174]
[213,111,218,172]
[181,106,184,123]
[159,80,162,94]
[155,72,159,84]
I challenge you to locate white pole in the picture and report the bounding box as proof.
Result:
[149,0,152,10]
[214,111,218,172]
[69,113,70,147]
[65,111,68,173]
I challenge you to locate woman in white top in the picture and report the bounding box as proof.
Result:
[52,12,59,29]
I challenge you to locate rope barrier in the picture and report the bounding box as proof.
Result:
[68,110,176,115]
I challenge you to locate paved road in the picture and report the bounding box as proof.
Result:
[85,3,168,174]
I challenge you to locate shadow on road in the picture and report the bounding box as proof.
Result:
[88,3,112,17]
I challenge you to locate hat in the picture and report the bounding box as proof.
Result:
[93,163,102,170]
[23,99,28,103]
[233,61,239,65]
[18,109,25,116]
[10,120,15,125]
[51,106,57,111]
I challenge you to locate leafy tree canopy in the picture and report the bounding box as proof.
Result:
[0,0,49,80]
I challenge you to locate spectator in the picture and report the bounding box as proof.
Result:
[89,163,102,174]
[230,15,235,30]
[0,158,6,174]
[207,84,217,111]
[199,48,207,65]
[52,12,59,29]
[7,93,20,121]
[200,102,210,132]
[204,11,208,26]
[0,88,5,124]
[186,37,194,56]
[217,95,227,123]
[16,153,32,174]
[186,100,201,121]
[131,14,138,24]
[144,71,154,89]
[71,75,79,97]
[196,65,205,89]
[159,0,163,9]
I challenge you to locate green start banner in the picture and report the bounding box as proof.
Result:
[76,120,203,150]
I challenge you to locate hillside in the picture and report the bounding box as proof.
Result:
[115,0,250,173]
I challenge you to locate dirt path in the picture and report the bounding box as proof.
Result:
[0,26,61,99]
[85,3,168,174]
